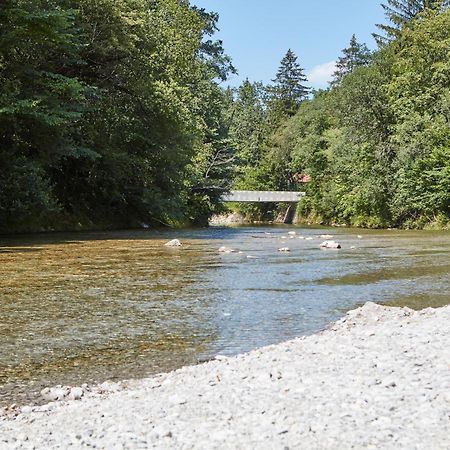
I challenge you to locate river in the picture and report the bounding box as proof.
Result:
[1,226,449,407]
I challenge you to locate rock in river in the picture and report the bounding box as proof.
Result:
[218,246,235,253]
[164,239,182,247]
[320,240,342,249]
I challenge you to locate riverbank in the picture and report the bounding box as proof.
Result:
[1,302,449,449]
[210,210,450,230]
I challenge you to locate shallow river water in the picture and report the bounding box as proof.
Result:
[1,226,449,406]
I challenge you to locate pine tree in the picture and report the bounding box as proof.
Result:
[375,0,450,44]
[331,34,372,86]
[269,49,310,117]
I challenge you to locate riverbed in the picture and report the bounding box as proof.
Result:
[1,226,449,406]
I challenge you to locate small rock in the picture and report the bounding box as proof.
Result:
[383,379,397,388]
[218,246,235,253]
[164,239,182,247]
[41,386,70,402]
[69,387,84,401]
[99,381,121,393]
[319,240,341,249]
[39,403,55,412]
[20,406,33,415]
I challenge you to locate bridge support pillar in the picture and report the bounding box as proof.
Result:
[283,203,298,224]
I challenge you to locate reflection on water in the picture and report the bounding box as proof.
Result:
[0,227,449,406]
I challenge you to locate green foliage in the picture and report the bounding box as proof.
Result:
[267,49,310,120]
[331,35,372,86]
[2,1,449,231]
[236,7,450,228]
[0,0,234,232]
[392,146,450,224]
[230,80,267,169]
[375,0,450,44]
[228,6,450,229]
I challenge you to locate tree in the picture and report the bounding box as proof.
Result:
[268,49,310,118]
[230,79,267,169]
[0,0,90,230]
[192,7,236,81]
[331,34,372,86]
[0,0,236,231]
[375,0,450,43]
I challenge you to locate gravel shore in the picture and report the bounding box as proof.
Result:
[1,302,449,450]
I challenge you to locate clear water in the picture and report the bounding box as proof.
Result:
[1,226,449,406]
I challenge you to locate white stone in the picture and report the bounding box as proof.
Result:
[320,240,342,249]
[164,239,182,247]
[40,386,70,402]
[69,387,84,401]
[3,303,450,450]
[20,406,33,414]
[99,382,121,393]
[218,246,235,253]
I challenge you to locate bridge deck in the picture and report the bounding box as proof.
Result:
[222,190,305,203]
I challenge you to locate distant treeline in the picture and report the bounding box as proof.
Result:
[229,0,450,228]
[1,1,449,232]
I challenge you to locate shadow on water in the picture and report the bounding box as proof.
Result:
[0,225,449,406]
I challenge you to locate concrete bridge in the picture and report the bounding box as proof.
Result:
[221,190,305,203]
[221,190,305,224]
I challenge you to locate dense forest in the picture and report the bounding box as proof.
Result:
[0,0,235,231]
[230,0,450,229]
[1,0,449,232]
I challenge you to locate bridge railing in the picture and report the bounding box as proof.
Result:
[221,190,305,203]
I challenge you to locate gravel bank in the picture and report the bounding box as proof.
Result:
[1,302,449,450]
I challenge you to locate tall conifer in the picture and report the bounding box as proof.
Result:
[331,34,372,86]
[269,49,310,117]
[375,0,450,43]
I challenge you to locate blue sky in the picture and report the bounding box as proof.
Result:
[191,1,387,89]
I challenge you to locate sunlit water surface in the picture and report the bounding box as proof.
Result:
[1,226,449,406]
